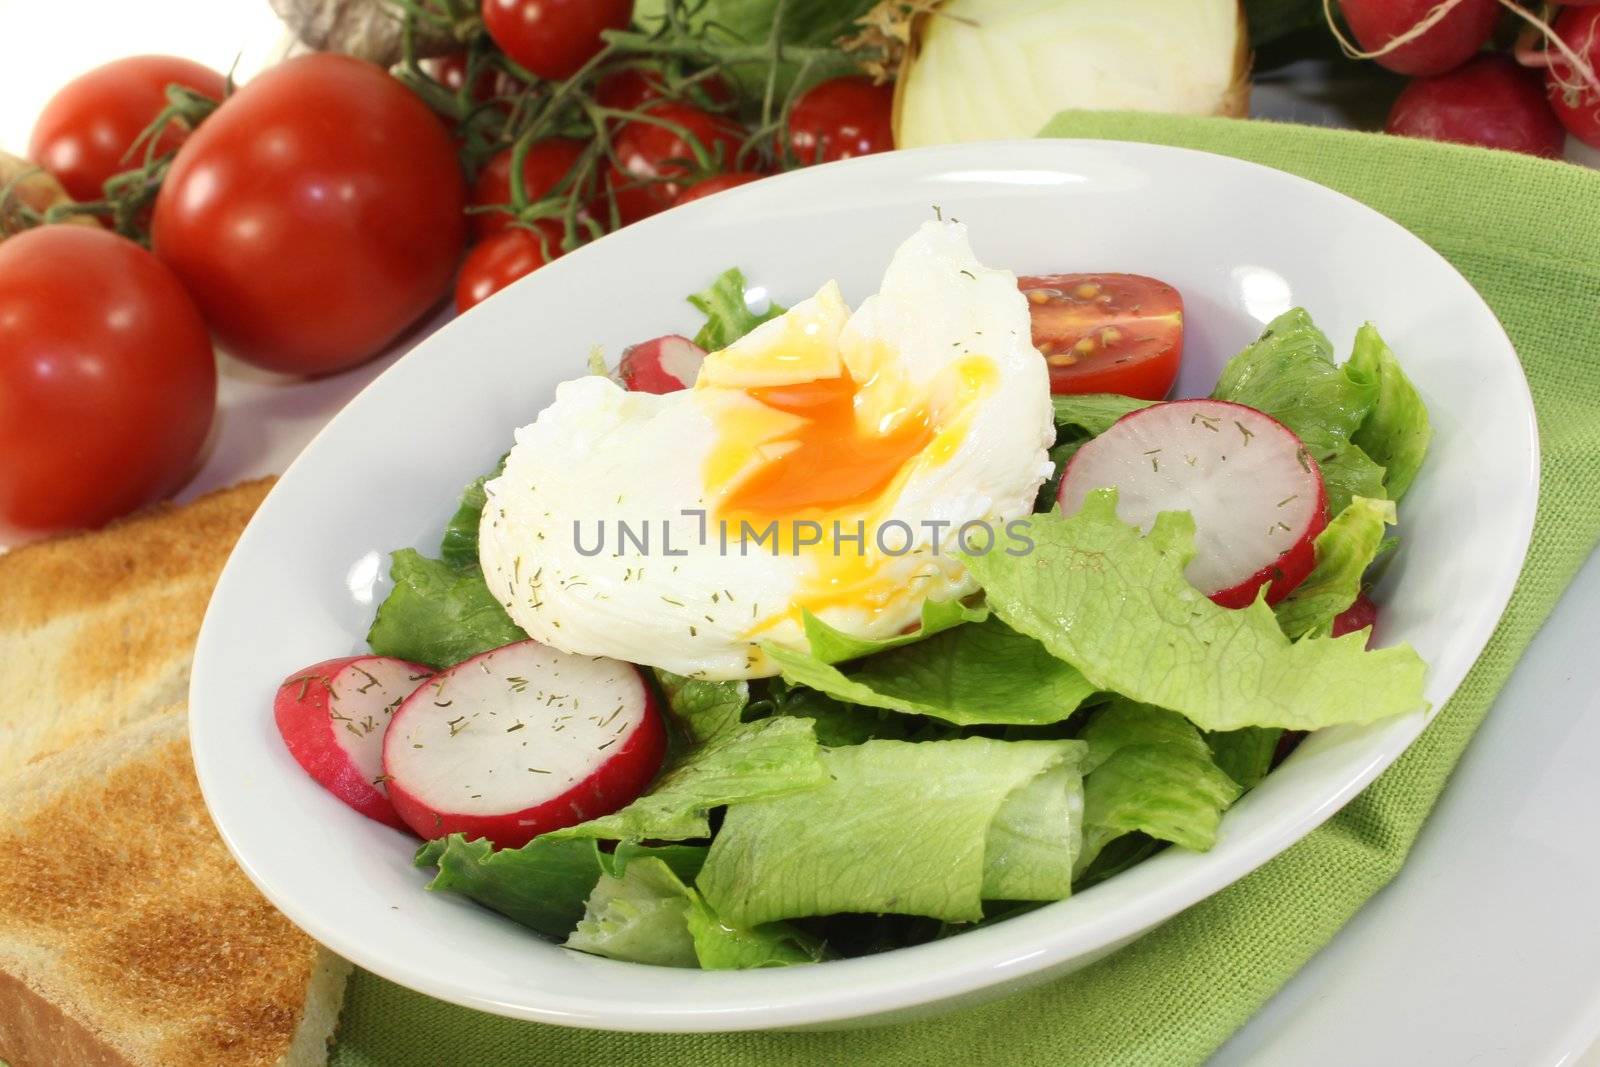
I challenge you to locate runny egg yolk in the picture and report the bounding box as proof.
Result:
[727,371,933,516]
[699,322,996,634]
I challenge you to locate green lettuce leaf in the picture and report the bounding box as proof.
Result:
[1317,442,1387,518]
[439,455,507,568]
[797,598,988,664]
[764,615,1094,727]
[566,856,822,969]
[963,491,1427,732]
[1051,393,1156,435]
[687,267,786,351]
[413,836,706,942]
[1077,701,1242,869]
[1349,324,1432,501]
[697,737,1084,925]
[763,684,915,746]
[413,835,605,939]
[550,716,826,842]
[982,762,1083,900]
[654,671,748,743]
[565,857,700,967]
[1275,496,1397,640]
[367,549,526,668]
[1212,308,1378,456]
[1204,727,1282,791]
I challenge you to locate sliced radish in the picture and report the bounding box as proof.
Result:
[382,639,667,848]
[617,334,706,393]
[274,655,434,830]
[1057,398,1327,608]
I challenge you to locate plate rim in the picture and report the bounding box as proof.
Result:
[189,137,1540,1032]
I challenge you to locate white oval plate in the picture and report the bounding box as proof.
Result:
[190,140,1537,1033]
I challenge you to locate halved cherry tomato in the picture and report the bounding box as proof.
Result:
[29,55,227,203]
[456,224,561,313]
[674,171,764,205]
[787,76,894,164]
[482,0,633,82]
[604,102,745,224]
[470,139,587,240]
[1018,273,1184,399]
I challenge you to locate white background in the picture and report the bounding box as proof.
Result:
[1,2,1596,1062]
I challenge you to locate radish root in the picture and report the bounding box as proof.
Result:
[1321,0,1600,97]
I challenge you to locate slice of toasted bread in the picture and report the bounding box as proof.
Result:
[0,478,274,775]
[0,708,349,1067]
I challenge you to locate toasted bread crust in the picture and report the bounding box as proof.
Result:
[0,478,274,775]
[0,709,347,1067]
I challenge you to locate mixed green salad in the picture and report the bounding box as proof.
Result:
[336,275,1431,969]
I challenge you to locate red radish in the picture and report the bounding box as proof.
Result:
[1332,592,1380,644]
[1337,0,1502,76]
[1057,399,1328,608]
[274,655,434,830]
[1387,55,1567,157]
[617,334,706,393]
[382,639,667,849]
[1546,6,1600,149]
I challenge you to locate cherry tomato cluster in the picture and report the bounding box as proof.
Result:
[445,0,896,312]
[1335,0,1600,156]
[0,0,899,536]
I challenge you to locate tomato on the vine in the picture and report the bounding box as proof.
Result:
[1548,5,1600,149]
[1018,273,1185,399]
[674,172,764,205]
[422,52,511,110]
[29,55,226,203]
[787,76,894,165]
[456,225,562,313]
[596,66,733,114]
[152,54,466,376]
[470,139,587,240]
[0,226,215,534]
[605,102,745,223]
[482,0,634,82]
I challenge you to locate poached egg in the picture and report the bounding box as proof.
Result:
[479,221,1054,680]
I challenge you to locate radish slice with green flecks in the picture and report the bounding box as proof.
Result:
[382,639,666,849]
[1057,398,1327,608]
[274,655,435,830]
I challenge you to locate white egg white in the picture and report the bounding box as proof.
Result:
[479,221,1054,680]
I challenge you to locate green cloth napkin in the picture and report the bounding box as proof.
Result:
[330,114,1600,1066]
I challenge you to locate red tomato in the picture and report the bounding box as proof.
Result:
[605,103,745,223]
[470,139,587,240]
[422,52,510,110]
[482,0,633,81]
[29,55,226,202]
[787,76,894,164]
[596,66,733,114]
[152,54,466,376]
[1548,6,1600,149]
[455,225,561,313]
[674,171,764,205]
[0,226,215,534]
[1018,274,1184,399]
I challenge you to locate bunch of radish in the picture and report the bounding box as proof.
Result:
[274,641,667,848]
[1335,0,1600,155]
